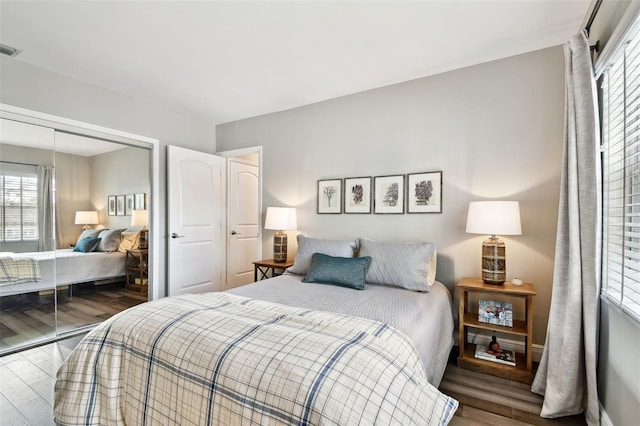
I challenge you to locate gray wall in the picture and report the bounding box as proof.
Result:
[89,146,150,236]
[1,55,216,297]
[54,151,92,248]
[217,46,565,346]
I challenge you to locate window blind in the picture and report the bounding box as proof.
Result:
[0,163,38,242]
[602,20,640,323]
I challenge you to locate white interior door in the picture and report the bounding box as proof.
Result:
[226,158,259,289]
[168,145,224,296]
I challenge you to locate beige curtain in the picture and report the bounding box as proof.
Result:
[531,30,600,425]
[37,165,55,251]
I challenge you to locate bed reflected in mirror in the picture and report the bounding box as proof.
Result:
[0,118,151,354]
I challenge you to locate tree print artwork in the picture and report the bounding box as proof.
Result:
[383,183,399,206]
[406,172,442,213]
[351,184,363,205]
[414,180,433,205]
[318,179,342,213]
[324,185,336,207]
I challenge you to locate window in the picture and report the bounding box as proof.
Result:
[0,163,38,242]
[602,19,640,323]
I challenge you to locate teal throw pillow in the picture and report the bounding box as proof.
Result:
[302,253,372,290]
[74,237,101,253]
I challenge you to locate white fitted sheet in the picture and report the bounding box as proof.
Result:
[0,249,126,297]
[227,273,455,386]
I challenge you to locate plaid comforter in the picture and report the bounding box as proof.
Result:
[54,292,458,425]
[0,255,41,285]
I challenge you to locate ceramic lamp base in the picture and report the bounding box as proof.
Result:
[273,231,287,263]
[139,227,149,249]
[481,236,506,284]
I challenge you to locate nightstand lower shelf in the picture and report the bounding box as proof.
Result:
[457,342,534,384]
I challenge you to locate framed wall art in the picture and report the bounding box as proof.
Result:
[344,177,372,214]
[406,171,442,213]
[134,193,146,210]
[125,194,135,215]
[116,195,125,216]
[374,175,404,214]
[108,195,116,216]
[317,179,342,214]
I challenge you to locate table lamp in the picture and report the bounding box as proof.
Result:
[75,211,98,231]
[131,209,149,249]
[466,201,521,284]
[264,207,297,263]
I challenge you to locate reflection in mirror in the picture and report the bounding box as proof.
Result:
[0,118,151,354]
[54,130,151,335]
[0,118,57,352]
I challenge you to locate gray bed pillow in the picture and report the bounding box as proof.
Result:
[358,238,437,292]
[96,229,125,253]
[288,234,358,275]
[75,229,101,247]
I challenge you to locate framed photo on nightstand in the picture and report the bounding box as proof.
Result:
[478,299,513,327]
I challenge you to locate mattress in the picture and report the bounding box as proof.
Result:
[0,249,126,297]
[227,273,455,386]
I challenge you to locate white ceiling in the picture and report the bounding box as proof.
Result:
[0,118,127,156]
[0,1,592,125]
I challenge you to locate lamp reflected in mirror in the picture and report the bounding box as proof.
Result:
[131,209,149,249]
[75,211,98,231]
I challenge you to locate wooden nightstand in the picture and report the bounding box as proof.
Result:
[457,277,536,384]
[252,259,294,281]
[125,249,148,292]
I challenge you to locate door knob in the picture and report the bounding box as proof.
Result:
[171,232,185,239]
[231,230,241,235]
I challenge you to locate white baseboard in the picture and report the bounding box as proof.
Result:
[466,332,544,362]
[600,402,613,426]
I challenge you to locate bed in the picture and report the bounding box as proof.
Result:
[227,273,454,387]
[0,249,127,298]
[54,236,458,425]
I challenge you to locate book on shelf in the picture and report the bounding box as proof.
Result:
[478,298,514,327]
[474,344,516,366]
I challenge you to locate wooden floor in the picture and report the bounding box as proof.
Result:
[0,333,85,425]
[442,363,587,426]
[0,282,147,353]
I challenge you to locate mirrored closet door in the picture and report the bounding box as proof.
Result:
[0,119,57,351]
[0,115,153,354]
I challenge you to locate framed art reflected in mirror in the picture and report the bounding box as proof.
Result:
[108,195,116,216]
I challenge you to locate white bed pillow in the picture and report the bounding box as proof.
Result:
[75,229,101,247]
[96,229,125,253]
[118,231,140,252]
[358,238,437,292]
[288,234,358,275]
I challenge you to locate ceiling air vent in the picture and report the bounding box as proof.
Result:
[0,43,21,57]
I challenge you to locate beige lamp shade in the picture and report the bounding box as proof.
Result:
[131,209,149,228]
[265,207,297,263]
[264,207,297,231]
[465,201,522,236]
[466,201,521,284]
[75,211,99,230]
